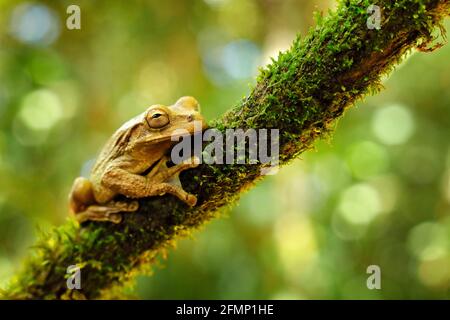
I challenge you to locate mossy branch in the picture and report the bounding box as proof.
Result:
[3,0,449,299]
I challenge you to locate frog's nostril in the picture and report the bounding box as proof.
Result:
[187,114,194,122]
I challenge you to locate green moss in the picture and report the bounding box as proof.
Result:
[2,0,449,299]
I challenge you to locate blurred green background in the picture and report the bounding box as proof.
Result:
[0,0,449,299]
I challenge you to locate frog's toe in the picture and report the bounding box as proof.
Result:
[127,200,139,211]
[113,200,139,212]
[182,156,200,168]
[191,156,200,165]
[186,194,197,207]
[108,213,123,224]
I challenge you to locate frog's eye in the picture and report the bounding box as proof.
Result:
[146,110,169,129]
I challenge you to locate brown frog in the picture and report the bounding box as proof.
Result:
[69,96,206,223]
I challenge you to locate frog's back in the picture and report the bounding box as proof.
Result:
[90,114,144,183]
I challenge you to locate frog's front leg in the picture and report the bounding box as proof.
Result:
[148,156,199,183]
[148,155,200,205]
[103,158,199,207]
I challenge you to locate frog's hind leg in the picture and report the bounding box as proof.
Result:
[75,200,139,224]
[69,177,96,214]
[70,177,139,224]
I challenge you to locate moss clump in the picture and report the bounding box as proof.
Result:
[3,0,450,299]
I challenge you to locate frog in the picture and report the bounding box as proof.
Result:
[69,96,207,224]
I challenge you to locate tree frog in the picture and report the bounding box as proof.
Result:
[69,96,206,224]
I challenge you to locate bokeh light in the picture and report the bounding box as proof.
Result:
[372,104,415,145]
[338,183,382,226]
[407,222,448,261]
[18,89,63,131]
[346,140,389,179]
[199,35,261,85]
[274,214,318,281]
[9,3,60,46]
[221,40,261,79]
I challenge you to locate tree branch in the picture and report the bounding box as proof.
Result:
[3,0,450,299]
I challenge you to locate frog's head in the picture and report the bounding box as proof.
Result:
[134,96,207,145]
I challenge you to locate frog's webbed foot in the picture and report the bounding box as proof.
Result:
[75,200,139,224]
[146,156,199,207]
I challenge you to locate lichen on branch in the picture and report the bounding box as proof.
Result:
[3,0,450,299]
